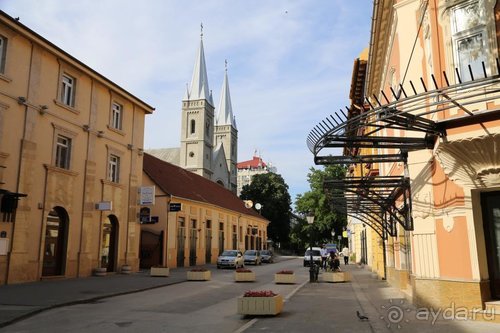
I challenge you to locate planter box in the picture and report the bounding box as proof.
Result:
[274,273,295,284]
[234,271,256,282]
[237,294,283,315]
[322,271,351,283]
[150,267,170,277]
[187,270,211,281]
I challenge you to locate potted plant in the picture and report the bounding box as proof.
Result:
[150,265,170,277]
[237,290,283,315]
[234,267,256,282]
[274,270,295,284]
[187,267,211,281]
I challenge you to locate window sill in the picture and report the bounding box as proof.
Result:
[107,125,125,136]
[101,179,126,189]
[0,73,12,83]
[53,99,80,115]
[44,164,79,177]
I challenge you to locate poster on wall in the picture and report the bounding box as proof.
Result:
[138,186,155,205]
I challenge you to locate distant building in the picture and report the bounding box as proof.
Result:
[237,153,277,196]
[148,32,238,193]
[141,153,269,268]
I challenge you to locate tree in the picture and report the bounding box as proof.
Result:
[240,173,292,248]
[293,165,347,249]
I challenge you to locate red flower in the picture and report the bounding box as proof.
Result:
[243,290,277,297]
[190,267,208,272]
[236,268,252,273]
[276,270,294,274]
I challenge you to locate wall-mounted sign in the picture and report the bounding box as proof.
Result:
[169,203,182,212]
[95,201,112,211]
[138,186,155,205]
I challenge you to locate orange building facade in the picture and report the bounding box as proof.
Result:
[310,0,500,317]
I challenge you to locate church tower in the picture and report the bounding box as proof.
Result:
[180,29,215,179]
[215,62,238,193]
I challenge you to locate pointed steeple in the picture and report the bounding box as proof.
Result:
[216,60,237,128]
[185,24,212,104]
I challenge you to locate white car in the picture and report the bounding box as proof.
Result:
[217,250,244,269]
[303,247,322,267]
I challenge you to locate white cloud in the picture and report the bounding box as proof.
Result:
[2,0,372,203]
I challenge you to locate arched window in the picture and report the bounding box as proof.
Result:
[190,119,196,135]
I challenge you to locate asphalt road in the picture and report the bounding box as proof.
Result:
[0,258,308,333]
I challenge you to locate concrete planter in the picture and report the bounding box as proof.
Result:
[322,271,351,283]
[93,267,107,277]
[237,294,284,315]
[121,265,132,274]
[187,270,211,281]
[274,273,295,284]
[234,271,256,282]
[150,267,170,277]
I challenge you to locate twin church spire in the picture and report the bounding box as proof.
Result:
[183,27,236,129]
[180,26,238,193]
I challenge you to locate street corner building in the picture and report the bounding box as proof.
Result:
[141,153,269,269]
[307,0,500,318]
[0,11,154,284]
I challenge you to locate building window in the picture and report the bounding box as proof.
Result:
[450,1,488,81]
[61,74,76,107]
[179,217,185,227]
[55,135,71,169]
[191,219,197,229]
[108,154,120,183]
[111,102,122,130]
[0,35,6,74]
[206,220,212,229]
[190,119,196,135]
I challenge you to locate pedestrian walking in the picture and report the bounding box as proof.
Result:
[320,245,328,270]
[342,246,349,265]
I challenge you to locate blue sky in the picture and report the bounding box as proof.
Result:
[2,0,373,203]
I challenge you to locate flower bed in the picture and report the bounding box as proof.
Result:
[150,266,169,277]
[274,270,295,284]
[237,290,283,315]
[187,267,211,281]
[234,268,256,282]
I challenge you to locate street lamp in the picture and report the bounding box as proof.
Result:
[306,211,316,282]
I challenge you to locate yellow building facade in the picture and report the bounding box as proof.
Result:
[141,153,269,269]
[0,11,154,284]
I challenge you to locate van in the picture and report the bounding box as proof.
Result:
[303,247,322,267]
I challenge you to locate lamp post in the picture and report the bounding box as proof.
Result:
[306,212,316,282]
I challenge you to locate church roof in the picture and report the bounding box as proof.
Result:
[143,153,267,220]
[237,156,267,169]
[216,67,237,128]
[146,148,180,166]
[183,38,214,106]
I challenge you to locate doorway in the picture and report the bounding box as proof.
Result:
[42,207,68,276]
[481,191,500,299]
[101,215,118,272]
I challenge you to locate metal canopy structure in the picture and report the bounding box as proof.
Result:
[307,60,500,236]
[308,60,500,166]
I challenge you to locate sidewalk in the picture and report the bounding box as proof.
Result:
[0,266,192,328]
[1,262,500,332]
[243,265,500,333]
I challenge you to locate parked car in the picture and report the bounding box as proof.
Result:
[217,250,244,269]
[243,250,262,265]
[260,249,274,263]
[303,247,322,267]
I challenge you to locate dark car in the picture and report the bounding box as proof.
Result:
[260,250,274,263]
[243,250,262,265]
